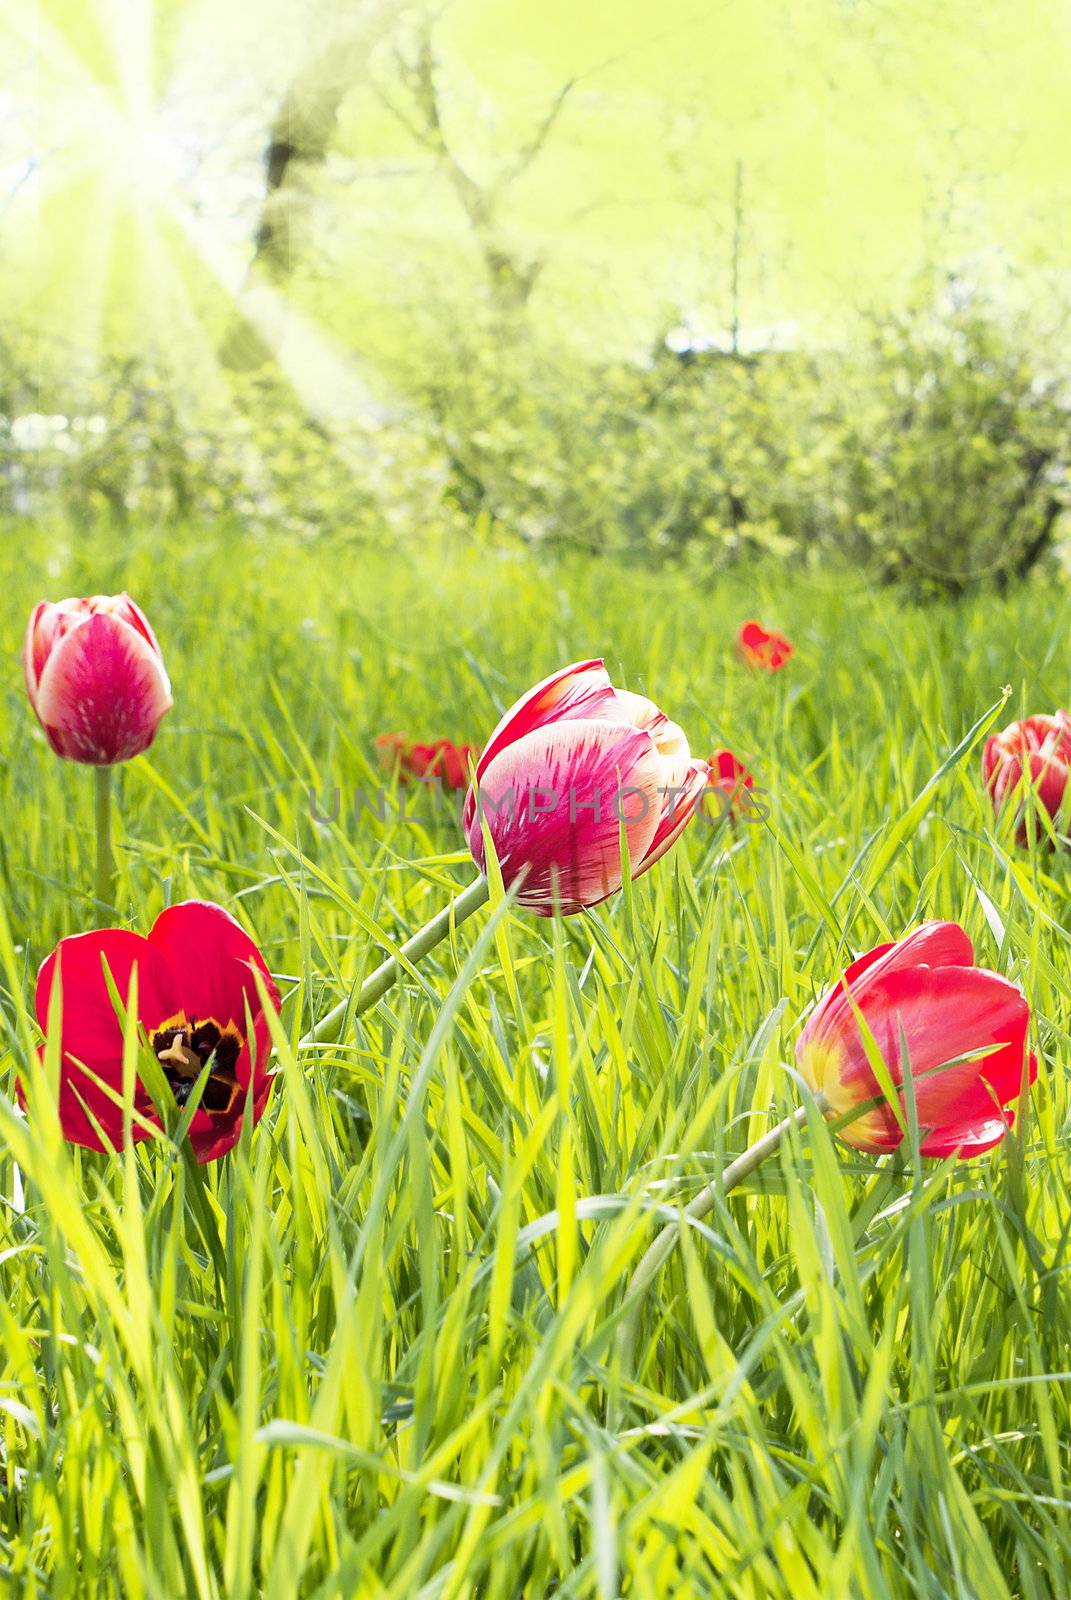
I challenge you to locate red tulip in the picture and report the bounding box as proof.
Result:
[709,748,754,814]
[23,593,173,765]
[376,734,477,791]
[738,620,793,672]
[31,901,280,1163]
[796,921,1036,1157]
[982,711,1071,844]
[462,659,709,914]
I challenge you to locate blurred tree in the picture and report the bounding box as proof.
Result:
[819,290,1071,595]
[220,11,396,372]
[373,20,575,313]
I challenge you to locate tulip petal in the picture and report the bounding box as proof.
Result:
[475,660,615,781]
[33,929,182,1151]
[637,757,711,871]
[25,598,98,697]
[407,739,475,790]
[607,689,691,758]
[185,1025,277,1162]
[919,1110,1019,1158]
[711,749,753,789]
[991,748,1069,827]
[23,601,51,696]
[32,612,173,764]
[873,920,976,974]
[802,921,976,1043]
[110,594,165,656]
[147,901,280,1035]
[189,1082,276,1162]
[981,732,1001,788]
[467,719,661,914]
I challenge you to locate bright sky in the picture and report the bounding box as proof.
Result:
[4,0,1071,393]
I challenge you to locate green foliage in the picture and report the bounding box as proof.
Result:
[5,292,1067,594]
[2,289,1069,595]
[411,292,1071,593]
[415,316,811,564]
[0,332,383,539]
[817,296,1071,595]
[0,522,1069,1594]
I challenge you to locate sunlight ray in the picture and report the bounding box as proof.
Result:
[17,171,121,376]
[131,209,289,508]
[1,0,117,93]
[170,196,393,433]
[97,0,154,123]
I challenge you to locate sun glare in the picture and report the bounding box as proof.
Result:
[87,102,194,209]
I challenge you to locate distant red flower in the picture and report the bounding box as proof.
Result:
[376,734,477,791]
[738,620,793,672]
[796,921,1036,1157]
[709,748,754,813]
[982,711,1071,845]
[30,901,280,1164]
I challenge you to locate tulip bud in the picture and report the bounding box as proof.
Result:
[982,711,1071,844]
[23,593,173,765]
[462,659,708,915]
[796,921,1036,1157]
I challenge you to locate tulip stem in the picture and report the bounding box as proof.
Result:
[615,1096,825,1386]
[93,766,115,914]
[303,874,491,1045]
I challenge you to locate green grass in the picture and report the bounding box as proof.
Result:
[0,520,1069,1597]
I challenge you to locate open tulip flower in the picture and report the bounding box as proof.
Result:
[796,921,1036,1157]
[738,620,793,672]
[24,593,173,765]
[982,711,1071,845]
[31,901,280,1163]
[462,659,709,915]
[377,733,478,791]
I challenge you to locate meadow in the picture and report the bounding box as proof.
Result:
[1,519,1069,1598]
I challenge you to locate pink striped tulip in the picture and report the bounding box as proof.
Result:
[462,659,709,914]
[796,921,1036,1157]
[24,594,172,765]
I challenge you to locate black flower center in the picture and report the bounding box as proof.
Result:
[151,1016,242,1114]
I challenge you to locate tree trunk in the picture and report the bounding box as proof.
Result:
[220,14,392,372]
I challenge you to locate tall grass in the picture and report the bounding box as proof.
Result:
[0,521,1068,1596]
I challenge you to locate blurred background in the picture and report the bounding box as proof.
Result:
[4,0,1071,596]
